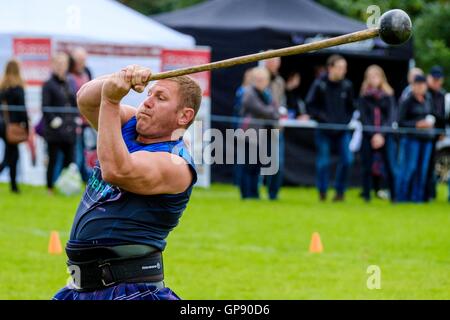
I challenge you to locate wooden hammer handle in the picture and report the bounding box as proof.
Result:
[149,28,379,81]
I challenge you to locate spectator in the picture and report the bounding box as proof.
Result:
[358,65,396,202]
[42,52,78,194]
[239,67,279,199]
[285,72,309,120]
[68,47,93,183]
[306,55,355,202]
[399,67,424,104]
[0,59,29,193]
[396,75,434,202]
[233,68,253,128]
[233,68,253,186]
[263,57,285,200]
[425,65,446,200]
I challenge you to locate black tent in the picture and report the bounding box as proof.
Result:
[155,0,413,185]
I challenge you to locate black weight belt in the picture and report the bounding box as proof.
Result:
[66,244,164,292]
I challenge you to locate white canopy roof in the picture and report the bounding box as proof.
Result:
[0,0,195,48]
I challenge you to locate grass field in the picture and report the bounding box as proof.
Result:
[0,183,449,300]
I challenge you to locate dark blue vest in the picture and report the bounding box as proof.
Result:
[69,117,197,251]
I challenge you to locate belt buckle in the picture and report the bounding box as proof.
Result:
[98,262,116,287]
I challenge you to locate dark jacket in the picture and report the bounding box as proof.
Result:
[427,88,446,130]
[0,86,28,129]
[42,74,77,143]
[240,86,279,132]
[358,90,395,138]
[305,74,355,124]
[398,93,434,140]
[286,89,306,118]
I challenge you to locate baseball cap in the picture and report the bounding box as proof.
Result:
[413,74,427,83]
[429,65,444,79]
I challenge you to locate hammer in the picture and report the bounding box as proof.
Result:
[148,9,412,81]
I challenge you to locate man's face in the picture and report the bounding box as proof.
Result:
[328,59,347,81]
[254,73,270,91]
[73,51,87,73]
[136,80,182,138]
[265,58,281,75]
[53,55,69,78]
[412,82,427,97]
[427,75,444,91]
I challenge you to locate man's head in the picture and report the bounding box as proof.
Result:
[71,47,88,74]
[427,65,444,92]
[136,76,202,139]
[412,74,427,97]
[250,67,270,92]
[52,52,69,80]
[264,57,281,76]
[327,55,347,81]
[407,67,424,84]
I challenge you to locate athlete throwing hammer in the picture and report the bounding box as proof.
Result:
[53,65,201,300]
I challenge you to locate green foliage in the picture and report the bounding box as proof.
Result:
[414,3,450,90]
[318,0,450,90]
[317,0,438,21]
[118,0,206,15]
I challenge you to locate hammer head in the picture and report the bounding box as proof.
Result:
[378,9,412,45]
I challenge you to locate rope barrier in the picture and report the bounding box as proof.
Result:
[1,104,448,136]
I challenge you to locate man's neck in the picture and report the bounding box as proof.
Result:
[328,74,341,82]
[136,133,183,145]
[414,93,425,103]
[53,73,66,81]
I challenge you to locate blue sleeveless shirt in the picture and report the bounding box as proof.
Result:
[69,117,197,251]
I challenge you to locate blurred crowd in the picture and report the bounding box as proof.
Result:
[0,48,95,194]
[0,51,449,205]
[234,55,449,204]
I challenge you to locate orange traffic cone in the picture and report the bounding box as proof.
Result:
[48,231,63,255]
[309,232,323,253]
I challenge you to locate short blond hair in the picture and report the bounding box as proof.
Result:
[166,76,202,127]
[250,67,270,83]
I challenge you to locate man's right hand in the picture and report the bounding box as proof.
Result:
[416,119,434,129]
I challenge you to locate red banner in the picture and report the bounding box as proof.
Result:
[13,38,52,86]
[161,49,211,97]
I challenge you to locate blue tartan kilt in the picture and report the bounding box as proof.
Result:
[52,283,181,300]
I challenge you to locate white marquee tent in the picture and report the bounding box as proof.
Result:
[0,0,195,47]
[0,0,213,188]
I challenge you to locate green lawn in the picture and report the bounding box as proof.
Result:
[0,183,449,300]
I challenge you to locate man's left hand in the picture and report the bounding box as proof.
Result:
[102,65,152,104]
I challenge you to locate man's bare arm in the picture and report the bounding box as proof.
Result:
[77,72,140,130]
[98,65,186,195]
[102,151,194,195]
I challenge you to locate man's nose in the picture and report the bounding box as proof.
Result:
[143,97,155,109]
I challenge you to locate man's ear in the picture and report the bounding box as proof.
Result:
[178,107,195,127]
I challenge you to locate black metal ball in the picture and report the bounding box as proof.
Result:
[378,9,412,45]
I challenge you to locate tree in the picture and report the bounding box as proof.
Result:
[317,0,438,22]
[317,0,449,90]
[118,0,206,16]
[414,2,450,90]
